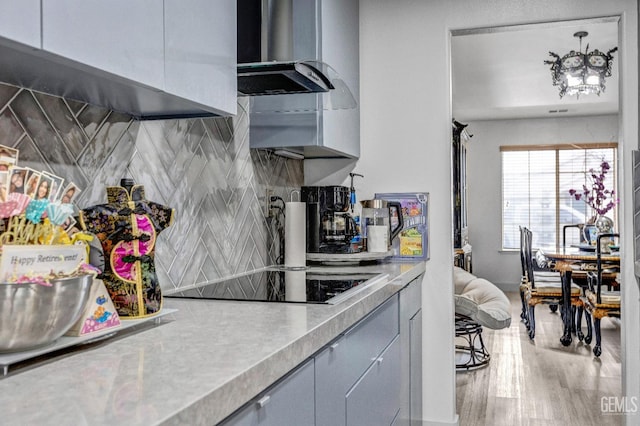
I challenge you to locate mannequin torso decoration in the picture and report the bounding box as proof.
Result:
[80,179,174,318]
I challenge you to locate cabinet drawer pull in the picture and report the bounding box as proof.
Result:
[257,395,271,408]
[371,356,384,364]
[330,343,339,350]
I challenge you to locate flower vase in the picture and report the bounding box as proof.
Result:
[595,215,614,253]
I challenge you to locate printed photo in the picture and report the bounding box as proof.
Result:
[42,172,65,202]
[34,173,53,201]
[0,171,8,202]
[0,145,18,172]
[60,182,81,204]
[8,166,28,195]
[24,169,41,199]
[61,216,78,235]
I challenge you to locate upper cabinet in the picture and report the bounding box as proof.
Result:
[247,0,360,159]
[0,1,236,119]
[0,0,41,48]
[42,1,165,89]
[318,0,360,159]
[164,0,237,116]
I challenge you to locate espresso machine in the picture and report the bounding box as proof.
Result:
[301,186,360,254]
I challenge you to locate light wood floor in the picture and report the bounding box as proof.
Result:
[456,291,622,426]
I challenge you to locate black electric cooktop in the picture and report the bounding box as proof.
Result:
[165,267,386,304]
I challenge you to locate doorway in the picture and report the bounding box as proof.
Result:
[450,15,627,423]
[450,16,620,290]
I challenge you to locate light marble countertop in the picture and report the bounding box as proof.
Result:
[0,261,425,426]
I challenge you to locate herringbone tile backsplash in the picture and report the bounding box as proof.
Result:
[0,81,303,291]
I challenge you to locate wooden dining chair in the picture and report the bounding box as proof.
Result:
[583,233,621,357]
[518,226,562,324]
[520,226,581,339]
[562,223,592,339]
[560,223,617,340]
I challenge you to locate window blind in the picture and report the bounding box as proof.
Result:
[501,144,617,250]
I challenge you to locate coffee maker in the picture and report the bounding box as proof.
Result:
[301,186,359,254]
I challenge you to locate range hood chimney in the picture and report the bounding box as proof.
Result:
[237,0,355,110]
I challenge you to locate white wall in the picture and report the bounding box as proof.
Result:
[467,115,619,289]
[306,1,637,424]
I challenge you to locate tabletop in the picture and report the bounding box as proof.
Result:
[536,246,619,347]
[538,247,620,264]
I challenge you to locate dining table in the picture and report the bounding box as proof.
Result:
[537,245,620,346]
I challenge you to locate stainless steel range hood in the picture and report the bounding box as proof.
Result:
[237,61,332,96]
[237,0,356,111]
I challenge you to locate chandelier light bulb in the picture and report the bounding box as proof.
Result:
[586,75,601,85]
[544,31,617,99]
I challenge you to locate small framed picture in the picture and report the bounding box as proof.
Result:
[42,172,65,202]
[586,226,598,246]
[8,166,28,195]
[34,173,53,201]
[60,182,81,204]
[0,171,8,202]
[61,215,77,232]
[24,168,41,198]
[0,145,18,172]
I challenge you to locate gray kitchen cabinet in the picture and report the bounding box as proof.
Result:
[220,358,315,426]
[0,0,40,48]
[42,1,165,90]
[399,275,423,425]
[317,0,360,159]
[164,0,237,116]
[0,0,235,118]
[220,293,402,426]
[315,295,400,426]
[346,335,401,426]
[249,0,360,159]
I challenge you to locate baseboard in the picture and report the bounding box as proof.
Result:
[415,415,460,426]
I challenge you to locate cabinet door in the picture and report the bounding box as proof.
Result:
[319,0,359,158]
[400,276,423,425]
[0,0,40,48]
[409,309,423,425]
[346,336,401,426]
[164,0,237,116]
[316,295,399,426]
[42,1,164,89]
[221,358,315,426]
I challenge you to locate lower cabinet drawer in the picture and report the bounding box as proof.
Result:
[346,335,401,426]
[316,295,399,426]
[220,358,315,426]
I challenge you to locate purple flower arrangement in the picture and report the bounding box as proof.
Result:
[569,159,619,216]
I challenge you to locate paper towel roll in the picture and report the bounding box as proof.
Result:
[285,202,306,267]
[285,270,307,302]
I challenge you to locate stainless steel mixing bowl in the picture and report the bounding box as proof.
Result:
[0,274,94,352]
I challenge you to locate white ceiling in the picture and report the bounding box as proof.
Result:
[452,17,619,122]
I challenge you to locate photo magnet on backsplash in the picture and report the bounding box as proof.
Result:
[79,178,175,319]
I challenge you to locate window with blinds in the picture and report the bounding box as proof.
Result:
[501,143,617,250]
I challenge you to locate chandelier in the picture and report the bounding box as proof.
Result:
[544,31,617,98]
